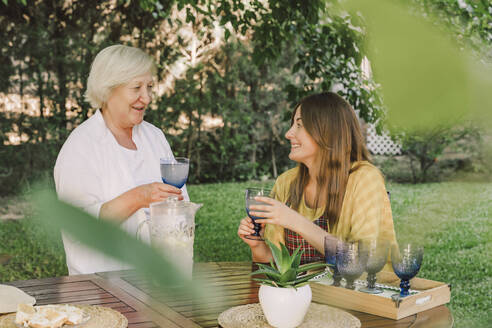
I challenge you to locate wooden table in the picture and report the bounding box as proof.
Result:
[5,262,453,328]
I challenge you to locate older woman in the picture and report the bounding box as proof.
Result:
[54,45,188,275]
[238,92,396,268]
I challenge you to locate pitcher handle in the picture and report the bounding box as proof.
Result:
[136,219,150,241]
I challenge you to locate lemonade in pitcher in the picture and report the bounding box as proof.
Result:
[139,196,202,279]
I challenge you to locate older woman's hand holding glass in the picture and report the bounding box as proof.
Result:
[98,181,183,221]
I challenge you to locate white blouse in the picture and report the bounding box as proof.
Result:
[54,110,189,275]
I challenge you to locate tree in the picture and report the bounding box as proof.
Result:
[141,0,384,123]
[391,123,482,183]
[151,40,293,182]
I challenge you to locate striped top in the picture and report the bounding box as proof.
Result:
[264,161,396,269]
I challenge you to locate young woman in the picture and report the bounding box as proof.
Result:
[237,92,396,265]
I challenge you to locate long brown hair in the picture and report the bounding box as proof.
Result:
[287,92,371,229]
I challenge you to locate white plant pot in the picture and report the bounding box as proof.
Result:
[258,284,312,328]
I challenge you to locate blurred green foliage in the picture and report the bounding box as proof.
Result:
[349,0,492,130]
[410,0,492,60]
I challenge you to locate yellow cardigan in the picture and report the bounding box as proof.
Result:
[264,161,396,269]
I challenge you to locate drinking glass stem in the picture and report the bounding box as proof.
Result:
[400,279,410,297]
[333,269,342,287]
[345,278,356,290]
[367,272,377,289]
[253,222,261,236]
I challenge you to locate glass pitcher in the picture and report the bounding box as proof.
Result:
[138,196,202,278]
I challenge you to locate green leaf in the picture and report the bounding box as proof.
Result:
[294,272,324,285]
[275,281,297,288]
[289,246,302,269]
[293,281,311,288]
[256,262,279,273]
[252,278,277,287]
[298,262,328,273]
[279,242,292,274]
[250,269,281,280]
[265,239,282,271]
[279,267,297,283]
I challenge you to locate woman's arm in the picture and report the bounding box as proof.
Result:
[251,242,273,263]
[251,198,338,255]
[237,217,273,263]
[100,182,183,223]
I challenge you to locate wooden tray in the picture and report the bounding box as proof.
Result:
[310,271,451,320]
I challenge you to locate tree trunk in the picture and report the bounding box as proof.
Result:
[18,66,24,112]
[18,66,24,141]
[186,113,194,159]
[249,81,259,178]
[408,155,418,184]
[271,140,278,178]
[195,74,205,180]
[251,143,257,176]
[421,159,436,183]
[36,66,46,142]
[53,23,68,139]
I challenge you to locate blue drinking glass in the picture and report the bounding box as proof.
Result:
[160,157,189,188]
[360,238,390,294]
[391,242,424,297]
[244,187,271,241]
[336,240,368,289]
[324,236,342,286]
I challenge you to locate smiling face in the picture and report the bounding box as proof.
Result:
[285,106,320,168]
[104,72,154,129]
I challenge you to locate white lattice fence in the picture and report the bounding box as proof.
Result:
[365,124,401,155]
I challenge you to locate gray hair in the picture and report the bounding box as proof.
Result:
[85,45,156,109]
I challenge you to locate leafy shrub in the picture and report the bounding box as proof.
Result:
[0,142,60,196]
[388,123,483,183]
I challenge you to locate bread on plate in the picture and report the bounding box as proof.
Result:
[14,303,85,328]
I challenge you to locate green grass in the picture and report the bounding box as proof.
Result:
[388,182,491,328]
[0,216,67,281]
[0,181,490,327]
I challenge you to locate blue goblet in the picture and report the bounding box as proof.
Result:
[360,238,390,294]
[324,236,342,287]
[160,157,189,188]
[336,240,368,289]
[391,242,424,297]
[244,187,272,241]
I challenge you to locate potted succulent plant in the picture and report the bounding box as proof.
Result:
[251,240,328,328]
